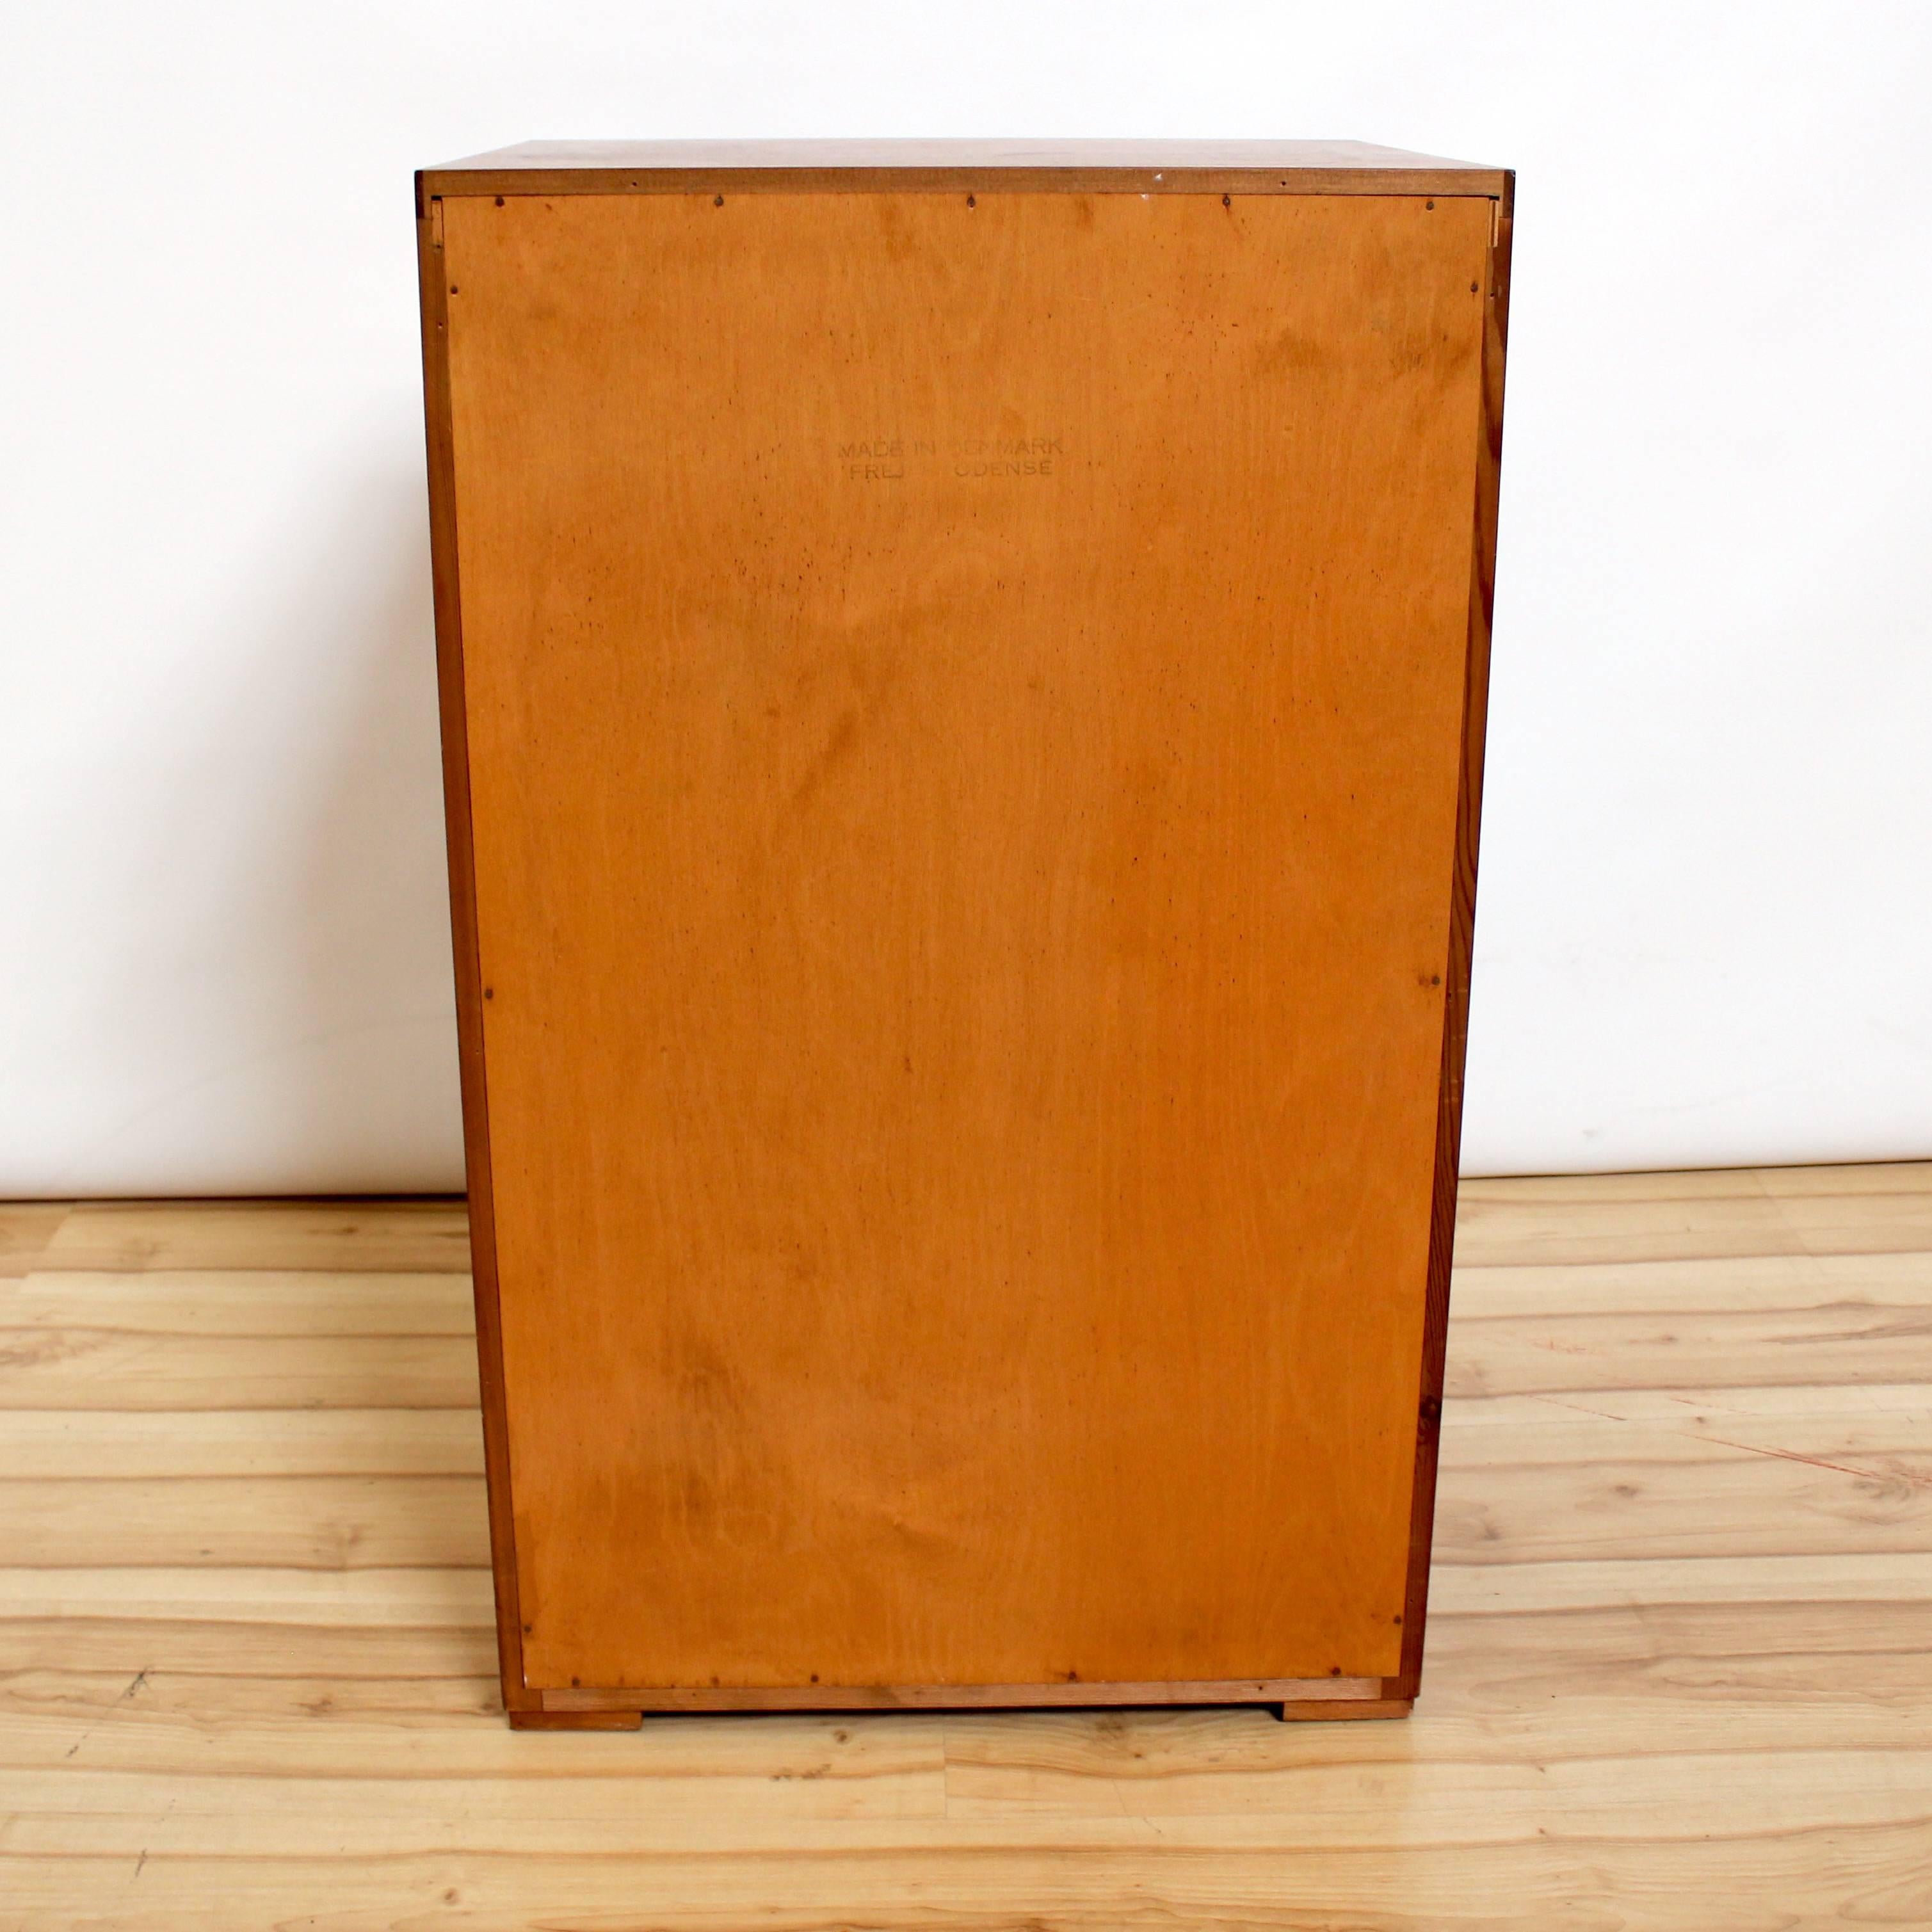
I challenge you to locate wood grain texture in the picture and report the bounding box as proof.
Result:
[35,1198,469,1273]
[0,1203,68,1278]
[419,138,1512,207]
[1449,1163,1932,1266]
[2,1168,1929,1926]
[1400,183,1512,1698]
[0,1257,480,1410]
[540,1676,1385,1714]
[419,198,532,1711]
[437,186,1493,1699]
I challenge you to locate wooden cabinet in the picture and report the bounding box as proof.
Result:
[415,140,1511,1728]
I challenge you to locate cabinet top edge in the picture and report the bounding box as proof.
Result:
[418,139,1512,201]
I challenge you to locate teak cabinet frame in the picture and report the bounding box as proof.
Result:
[416,141,1512,1729]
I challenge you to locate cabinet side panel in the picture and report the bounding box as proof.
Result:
[416,197,530,1708]
[1399,191,1513,1695]
[444,189,1492,1694]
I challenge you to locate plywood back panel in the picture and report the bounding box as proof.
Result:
[441,188,1491,1694]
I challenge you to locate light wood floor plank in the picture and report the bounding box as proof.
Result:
[0,1618,499,1682]
[1429,1547,1932,1613]
[1780,1195,1932,1257]
[0,1330,481,1410]
[1462,1170,1787,1202]
[40,1200,471,1273]
[6,1831,1932,1932]
[0,1475,488,1569]
[1451,1187,1801,1267]
[1442,1303,1932,1397]
[1755,1159,1932,1198]
[0,1203,69,1278]
[3,1268,477,1335]
[1433,1451,1932,1563]
[1442,1385,1932,1451]
[0,1407,485,1477]
[0,1564,495,1623]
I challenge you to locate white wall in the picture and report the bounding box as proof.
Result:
[4,1,1929,1195]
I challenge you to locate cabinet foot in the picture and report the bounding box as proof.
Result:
[1273,1698,1413,1721]
[509,1708,643,1730]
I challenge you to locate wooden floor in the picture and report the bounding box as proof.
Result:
[3,1165,1929,1929]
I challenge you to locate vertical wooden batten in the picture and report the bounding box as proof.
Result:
[1397,178,1513,1701]
[414,184,531,1712]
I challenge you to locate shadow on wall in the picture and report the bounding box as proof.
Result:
[83,452,467,1196]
